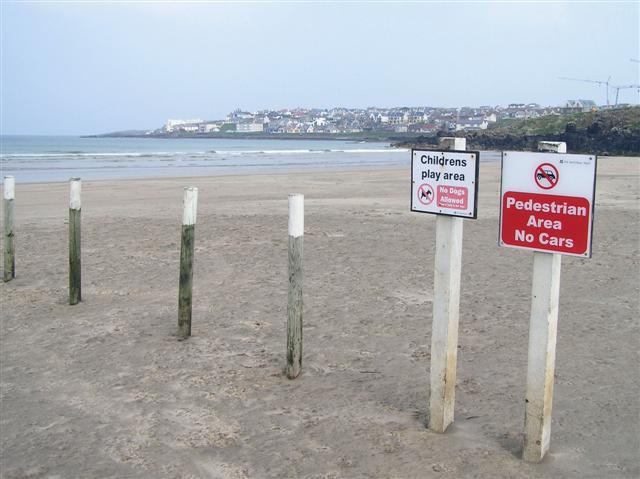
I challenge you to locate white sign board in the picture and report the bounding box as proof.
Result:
[500,151,597,257]
[411,149,479,218]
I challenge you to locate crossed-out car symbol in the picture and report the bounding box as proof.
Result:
[537,169,556,181]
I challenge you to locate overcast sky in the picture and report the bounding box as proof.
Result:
[1,1,638,135]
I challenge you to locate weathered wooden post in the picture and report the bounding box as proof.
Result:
[3,176,15,282]
[521,140,565,461]
[69,177,81,305]
[178,187,198,339]
[429,136,466,433]
[286,193,304,379]
[523,249,561,461]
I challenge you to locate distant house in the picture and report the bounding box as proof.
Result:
[389,113,404,125]
[565,99,597,112]
[236,123,264,133]
[456,118,489,131]
[198,123,219,133]
[227,109,254,122]
[405,112,423,124]
[164,119,203,132]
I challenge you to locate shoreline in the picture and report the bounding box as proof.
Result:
[5,154,635,186]
[7,162,411,186]
[81,132,423,143]
[1,158,510,185]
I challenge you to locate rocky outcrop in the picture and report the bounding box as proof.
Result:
[396,107,640,156]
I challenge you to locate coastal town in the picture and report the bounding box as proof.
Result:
[155,100,603,136]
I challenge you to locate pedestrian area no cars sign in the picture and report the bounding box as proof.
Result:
[500,151,597,257]
[411,149,479,218]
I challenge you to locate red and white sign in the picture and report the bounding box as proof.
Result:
[411,149,479,218]
[500,151,597,257]
[437,185,468,210]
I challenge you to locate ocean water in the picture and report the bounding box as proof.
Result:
[0,136,501,183]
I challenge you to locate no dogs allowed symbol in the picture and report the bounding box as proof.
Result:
[417,183,434,205]
[534,163,559,190]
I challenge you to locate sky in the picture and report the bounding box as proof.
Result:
[1,1,639,135]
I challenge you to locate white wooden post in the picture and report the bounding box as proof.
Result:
[3,176,15,282]
[69,178,82,305]
[428,137,465,433]
[178,187,198,339]
[522,141,566,462]
[286,194,304,379]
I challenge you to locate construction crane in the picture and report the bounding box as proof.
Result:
[558,76,611,106]
[611,84,640,105]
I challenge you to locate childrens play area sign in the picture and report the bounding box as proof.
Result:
[500,151,597,257]
[411,149,479,218]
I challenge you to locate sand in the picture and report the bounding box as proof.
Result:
[1,158,639,478]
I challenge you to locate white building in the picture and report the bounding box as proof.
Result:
[199,123,219,133]
[455,118,489,131]
[565,99,597,111]
[236,123,264,133]
[165,119,203,132]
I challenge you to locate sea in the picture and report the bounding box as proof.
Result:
[0,136,501,183]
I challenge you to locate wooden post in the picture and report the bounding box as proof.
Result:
[523,140,566,462]
[178,187,198,339]
[3,176,15,282]
[69,178,81,305]
[523,251,561,462]
[286,193,304,379]
[428,137,465,433]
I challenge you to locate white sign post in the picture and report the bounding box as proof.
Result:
[499,142,597,462]
[412,138,479,433]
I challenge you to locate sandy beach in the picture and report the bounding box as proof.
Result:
[1,158,638,478]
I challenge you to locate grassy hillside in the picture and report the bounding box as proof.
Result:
[398,107,640,156]
[489,107,640,137]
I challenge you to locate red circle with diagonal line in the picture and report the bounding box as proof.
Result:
[417,183,434,205]
[534,163,559,190]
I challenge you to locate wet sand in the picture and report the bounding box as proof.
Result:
[1,158,639,478]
